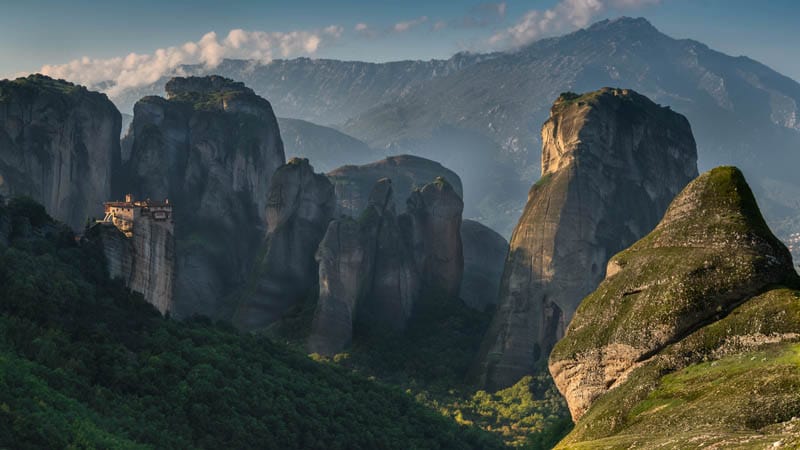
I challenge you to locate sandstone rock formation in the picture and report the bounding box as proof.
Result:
[460,220,508,311]
[309,176,467,356]
[549,167,800,447]
[472,88,698,391]
[234,158,335,330]
[359,179,419,331]
[327,155,463,217]
[121,76,285,318]
[307,218,369,356]
[406,177,464,301]
[307,178,416,354]
[0,75,121,230]
[88,205,175,314]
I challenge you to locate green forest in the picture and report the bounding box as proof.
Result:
[0,197,507,449]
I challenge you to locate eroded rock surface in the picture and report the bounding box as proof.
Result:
[460,220,508,311]
[327,155,462,217]
[121,76,285,318]
[235,158,335,330]
[0,75,121,230]
[309,177,467,356]
[473,88,698,390]
[406,177,464,301]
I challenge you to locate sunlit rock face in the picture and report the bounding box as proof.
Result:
[472,88,698,391]
[0,75,121,230]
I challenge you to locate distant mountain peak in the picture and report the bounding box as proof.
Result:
[587,16,658,32]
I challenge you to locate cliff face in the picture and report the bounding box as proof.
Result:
[406,177,464,301]
[359,179,420,331]
[460,220,508,311]
[89,216,175,314]
[0,75,121,230]
[121,76,285,318]
[307,218,370,356]
[472,88,698,391]
[327,155,463,218]
[307,179,404,354]
[308,176,467,356]
[550,167,800,447]
[234,158,335,330]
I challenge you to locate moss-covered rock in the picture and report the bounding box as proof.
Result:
[549,166,800,447]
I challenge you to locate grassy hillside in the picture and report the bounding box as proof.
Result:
[0,197,504,450]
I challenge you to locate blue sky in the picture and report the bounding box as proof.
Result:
[1,0,799,85]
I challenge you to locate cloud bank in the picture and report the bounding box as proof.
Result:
[39,26,342,97]
[489,0,660,48]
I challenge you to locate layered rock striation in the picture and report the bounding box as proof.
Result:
[121,76,285,318]
[549,166,800,447]
[472,88,698,390]
[0,75,121,230]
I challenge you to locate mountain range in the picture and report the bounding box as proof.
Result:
[100,18,800,262]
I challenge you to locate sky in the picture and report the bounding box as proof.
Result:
[1,0,799,92]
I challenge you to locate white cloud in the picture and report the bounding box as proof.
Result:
[393,16,429,33]
[489,0,660,48]
[37,26,342,97]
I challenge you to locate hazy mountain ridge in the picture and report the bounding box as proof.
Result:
[103,17,800,257]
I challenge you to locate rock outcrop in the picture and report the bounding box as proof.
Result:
[549,167,800,447]
[0,75,121,230]
[121,76,285,318]
[307,218,369,356]
[460,220,508,311]
[308,177,466,356]
[327,155,463,217]
[88,204,175,314]
[406,177,464,301]
[307,178,417,353]
[472,88,698,391]
[359,179,420,331]
[234,158,335,330]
